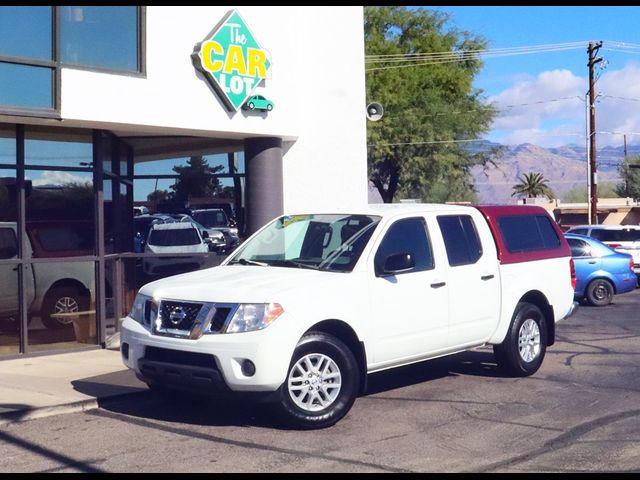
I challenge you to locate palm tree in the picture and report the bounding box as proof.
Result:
[512,172,555,200]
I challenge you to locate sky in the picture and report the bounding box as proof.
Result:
[426,6,640,150]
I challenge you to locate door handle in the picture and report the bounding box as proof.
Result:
[430,281,446,289]
[12,266,19,272]
[481,274,495,281]
[588,261,597,264]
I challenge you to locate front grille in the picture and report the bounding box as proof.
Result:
[144,346,218,370]
[160,301,203,331]
[210,307,232,333]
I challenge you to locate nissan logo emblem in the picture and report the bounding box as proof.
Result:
[169,307,187,325]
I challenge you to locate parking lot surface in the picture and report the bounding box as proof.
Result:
[1,289,639,472]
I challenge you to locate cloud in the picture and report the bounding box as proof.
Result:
[31,171,92,187]
[487,62,640,147]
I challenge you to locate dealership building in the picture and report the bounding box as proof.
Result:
[0,6,367,357]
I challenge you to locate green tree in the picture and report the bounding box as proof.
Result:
[615,155,640,200]
[170,156,224,201]
[512,172,555,200]
[147,189,170,204]
[365,6,497,203]
[563,182,620,203]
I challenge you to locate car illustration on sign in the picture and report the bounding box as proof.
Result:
[243,95,274,112]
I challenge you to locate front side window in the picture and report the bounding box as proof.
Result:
[229,214,380,272]
[374,217,433,275]
[437,215,482,266]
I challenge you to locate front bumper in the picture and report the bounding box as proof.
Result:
[121,316,294,393]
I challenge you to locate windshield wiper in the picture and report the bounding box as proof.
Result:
[268,259,320,270]
[228,258,269,266]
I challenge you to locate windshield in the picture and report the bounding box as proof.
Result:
[148,228,201,247]
[228,214,381,272]
[192,210,228,228]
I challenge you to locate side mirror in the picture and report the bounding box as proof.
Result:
[382,253,415,276]
[201,230,209,239]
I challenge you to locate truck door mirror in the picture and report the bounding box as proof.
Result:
[382,253,415,276]
[201,230,209,239]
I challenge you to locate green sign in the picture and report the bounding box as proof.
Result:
[192,10,272,112]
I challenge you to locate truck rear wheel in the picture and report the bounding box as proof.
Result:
[494,302,547,377]
[41,286,89,330]
[274,332,359,429]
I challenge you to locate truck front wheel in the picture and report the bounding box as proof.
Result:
[493,302,547,377]
[274,332,359,429]
[41,286,89,330]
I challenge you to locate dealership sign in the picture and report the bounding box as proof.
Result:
[192,10,272,112]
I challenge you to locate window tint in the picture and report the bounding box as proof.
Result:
[0,228,17,259]
[374,217,433,275]
[0,63,53,109]
[148,228,201,247]
[437,215,483,266]
[567,238,592,258]
[591,228,640,242]
[60,6,139,72]
[570,228,588,236]
[498,215,561,253]
[0,7,52,60]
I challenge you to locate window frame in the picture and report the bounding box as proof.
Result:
[436,214,483,267]
[0,6,145,117]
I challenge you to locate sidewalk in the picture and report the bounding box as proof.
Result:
[0,348,148,425]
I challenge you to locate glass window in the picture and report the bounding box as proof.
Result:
[591,228,640,242]
[0,62,53,109]
[148,226,201,247]
[28,260,97,352]
[0,7,53,60]
[437,215,483,267]
[374,217,433,275]
[0,267,20,356]
[0,168,17,223]
[567,238,592,258]
[60,6,139,72]
[498,215,562,253]
[570,228,588,236]
[25,169,95,257]
[26,127,93,168]
[0,126,16,166]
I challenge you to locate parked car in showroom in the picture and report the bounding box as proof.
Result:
[143,222,209,276]
[565,233,637,306]
[160,213,226,253]
[133,214,176,253]
[565,224,640,282]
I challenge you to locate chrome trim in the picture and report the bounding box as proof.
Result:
[150,298,238,339]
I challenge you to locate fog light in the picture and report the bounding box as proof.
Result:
[121,342,129,360]
[241,359,256,377]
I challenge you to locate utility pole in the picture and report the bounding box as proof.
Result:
[588,41,603,225]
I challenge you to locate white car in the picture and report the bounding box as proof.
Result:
[143,223,209,276]
[122,205,576,429]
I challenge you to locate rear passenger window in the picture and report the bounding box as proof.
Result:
[498,215,561,253]
[374,217,433,275]
[437,215,482,266]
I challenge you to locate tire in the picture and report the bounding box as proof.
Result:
[586,279,614,306]
[494,302,547,377]
[41,286,89,330]
[248,102,255,110]
[267,104,273,111]
[274,332,359,430]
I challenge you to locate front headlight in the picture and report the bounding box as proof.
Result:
[225,303,284,333]
[229,227,239,237]
[129,293,155,327]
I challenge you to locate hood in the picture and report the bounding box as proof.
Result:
[140,265,344,304]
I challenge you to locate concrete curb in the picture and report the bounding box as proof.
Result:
[0,391,147,426]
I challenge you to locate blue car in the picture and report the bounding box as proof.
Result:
[565,233,637,306]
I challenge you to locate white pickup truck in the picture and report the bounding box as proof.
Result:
[121,204,577,429]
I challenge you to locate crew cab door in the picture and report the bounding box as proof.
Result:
[368,216,449,368]
[435,213,500,347]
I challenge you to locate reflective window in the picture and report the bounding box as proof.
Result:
[0,268,20,355]
[0,63,53,109]
[26,170,95,257]
[374,217,433,275]
[60,6,139,72]
[0,7,53,60]
[28,260,97,351]
[0,126,16,165]
[437,215,483,267]
[26,127,92,167]
[498,215,562,253]
[567,238,592,258]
